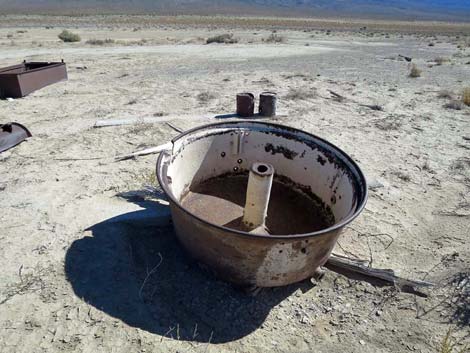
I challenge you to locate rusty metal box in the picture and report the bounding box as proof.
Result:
[0,61,67,98]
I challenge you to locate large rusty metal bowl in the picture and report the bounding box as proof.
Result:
[157,121,367,287]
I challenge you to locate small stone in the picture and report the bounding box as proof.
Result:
[369,179,384,190]
[376,310,383,316]
[359,340,366,345]
[300,316,309,324]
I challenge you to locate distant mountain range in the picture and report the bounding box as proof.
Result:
[1,0,470,21]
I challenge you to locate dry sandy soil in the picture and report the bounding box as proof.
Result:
[0,15,469,353]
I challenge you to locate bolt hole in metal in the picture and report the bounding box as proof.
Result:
[157,121,367,286]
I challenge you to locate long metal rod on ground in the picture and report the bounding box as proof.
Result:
[114,142,172,161]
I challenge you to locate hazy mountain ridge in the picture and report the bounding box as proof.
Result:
[1,0,469,21]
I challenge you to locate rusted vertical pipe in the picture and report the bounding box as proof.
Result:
[259,92,277,117]
[243,162,274,233]
[236,93,255,117]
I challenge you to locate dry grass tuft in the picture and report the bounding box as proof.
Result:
[58,29,81,42]
[438,90,454,99]
[435,57,450,65]
[409,63,422,78]
[392,171,411,182]
[375,115,403,131]
[128,121,153,134]
[437,329,468,353]
[462,88,470,106]
[206,33,237,44]
[445,100,464,110]
[86,38,115,45]
[264,33,285,43]
[284,87,316,100]
[197,92,216,103]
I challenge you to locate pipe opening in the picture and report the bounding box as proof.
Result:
[257,165,268,173]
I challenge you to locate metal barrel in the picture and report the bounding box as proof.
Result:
[259,92,277,117]
[236,93,255,117]
[157,121,368,287]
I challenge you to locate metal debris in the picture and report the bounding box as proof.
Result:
[259,92,277,116]
[157,121,368,287]
[0,61,67,99]
[236,92,255,117]
[0,122,32,153]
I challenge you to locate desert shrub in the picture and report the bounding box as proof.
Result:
[206,33,237,44]
[197,92,216,103]
[445,100,464,110]
[435,57,450,65]
[409,63,422,78]
[284,88,316,100]
[86,38,115,45]
[265,33,285,43]
[58,30,81,43]
[438,90,454,99]
[462,87,470,106]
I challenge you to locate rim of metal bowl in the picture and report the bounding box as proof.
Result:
[157,120,368,240]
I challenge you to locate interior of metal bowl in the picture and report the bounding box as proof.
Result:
[157,121,367,235]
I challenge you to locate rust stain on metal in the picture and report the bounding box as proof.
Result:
[264,143,298,160]
[181,173,334,235]
[317,155,326,165]
[0,61,67,99]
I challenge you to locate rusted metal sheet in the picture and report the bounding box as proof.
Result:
[0,61,67,98]
[259,92,277,117]
[0,122,32,153]
[157,121,367,287]
[236,93,255,117]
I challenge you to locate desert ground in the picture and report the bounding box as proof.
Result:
[0,15,469,353]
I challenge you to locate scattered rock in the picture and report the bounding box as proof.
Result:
[444,100,464,110]
[368,179,384,190]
